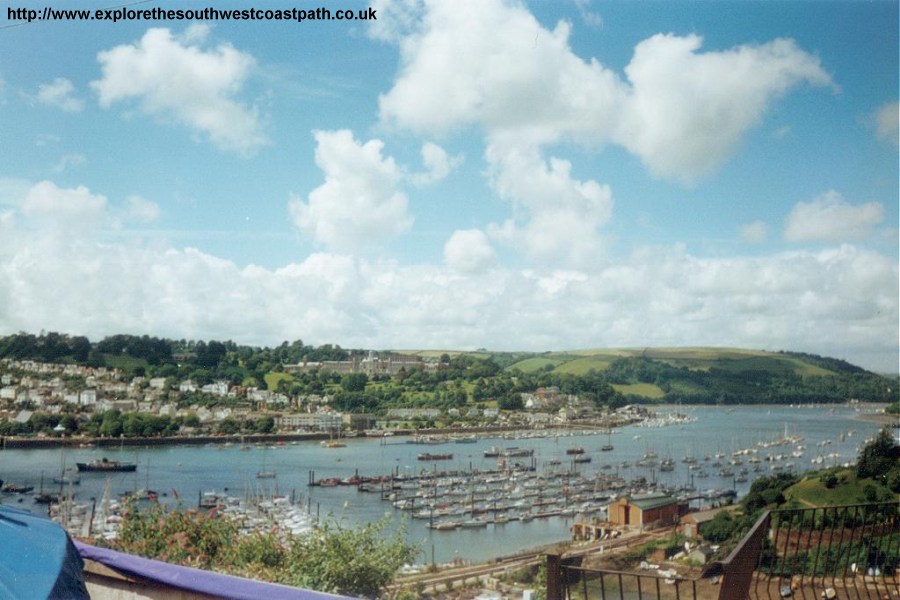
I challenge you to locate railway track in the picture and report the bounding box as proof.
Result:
[391,530,659,594]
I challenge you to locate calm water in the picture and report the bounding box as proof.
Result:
[0,405,886,564]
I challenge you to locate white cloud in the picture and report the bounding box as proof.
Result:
[37,78,84,112]
[410,142,462,186]
[288,130,414,251]
[379,0,832,181]
[874,101,899,145]
[125,195,160,223]
[573,0,603,29]
[444,229,495,273]
[0,182,897,372]
[485,142,613,267]
[368,0,424,43]
[616,35,833,181]
[375,0,832,270]
[21,180,107,225]
[784,190,885,243]
[92,26,266,154]
[741,220,768,244]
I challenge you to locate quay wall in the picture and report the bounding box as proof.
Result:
[0,418,638,450]
[0,432,331,450]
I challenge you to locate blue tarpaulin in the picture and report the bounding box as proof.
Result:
[0,505,89,599]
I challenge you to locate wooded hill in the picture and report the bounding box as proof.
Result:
[0,332,896,408]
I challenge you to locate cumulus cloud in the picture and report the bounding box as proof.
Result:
[1,184,896,371]
[616,35,834,181]
[21,181,107,228]
[36,78,84,112]
[874,101,899,145]
[485,142,613,267]
[410,142,463,186]
[379,0,832,181]
[288,130,414,251]
[375,0,832,269]
[741,220,768,244]
[92,25,266,154]
[784,190,885,243]
[444,229,495,273]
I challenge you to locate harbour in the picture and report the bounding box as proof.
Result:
[0,404,888,565]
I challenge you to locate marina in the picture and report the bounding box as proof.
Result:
[0,404,888,564]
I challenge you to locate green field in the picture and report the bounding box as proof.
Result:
[550,356,619,374]
[611,383,666,399]
[264,372,294,390]
[508,357,566,373]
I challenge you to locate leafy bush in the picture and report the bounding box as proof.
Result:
[101,501,418,598]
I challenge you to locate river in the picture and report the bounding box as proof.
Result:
[0,404,888,564]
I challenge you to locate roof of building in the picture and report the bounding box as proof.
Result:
[682,506,731,524]
[632,495,679,511]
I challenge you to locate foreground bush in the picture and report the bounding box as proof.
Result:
[99,502,419,598]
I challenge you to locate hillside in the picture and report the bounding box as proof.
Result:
[1,333,896,406]
[499,347,880,401]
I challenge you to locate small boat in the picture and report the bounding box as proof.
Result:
[566,447,585,455]
[76,458,136,472]
[2,483,35,494]
[418,452,453,461]
[573,455,592,464]
[34,492,61,504]
[601,444,614,451]
[320,440,346,448]
[503,447,534,457]
[256,470,277,479]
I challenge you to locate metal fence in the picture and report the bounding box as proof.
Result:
[748,502,899,600]
[547,502,899,600]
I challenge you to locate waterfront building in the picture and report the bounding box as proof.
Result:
[606,493,686,531]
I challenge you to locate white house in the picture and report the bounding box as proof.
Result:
[79,389,97,406]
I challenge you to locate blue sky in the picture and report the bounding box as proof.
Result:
[0,0,897,372]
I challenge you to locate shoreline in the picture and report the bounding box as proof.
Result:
[0,421,636,451]
[853,412,898,427]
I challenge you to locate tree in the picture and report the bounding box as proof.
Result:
[701,511,737,543]
[216,417,241,435]
[341,373,368,393]
[254,416,275,434]
[856,427,900,486]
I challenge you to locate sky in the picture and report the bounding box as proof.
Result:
[0,0,897,372]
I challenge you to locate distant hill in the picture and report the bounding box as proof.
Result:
[400,346,894,403]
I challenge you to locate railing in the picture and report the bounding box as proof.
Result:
[546,551,707,600]
[744,502,899,600]
[547,502,899,600]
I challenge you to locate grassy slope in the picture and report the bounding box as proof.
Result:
[784,469,894,507]
[611,383,666,399]
[503,347,843,399]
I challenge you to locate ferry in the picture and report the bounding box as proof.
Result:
[76,458,137,473]
[484,446,534,458]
